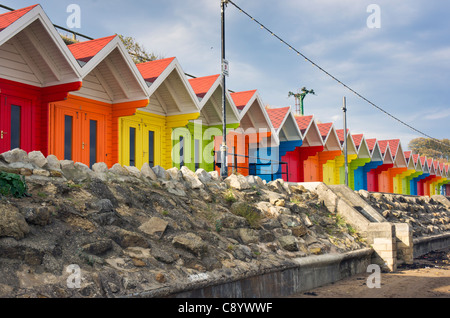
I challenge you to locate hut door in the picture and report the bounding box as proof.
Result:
[142,124,160,168]
[55,107,105,167]
[0,95,32,153]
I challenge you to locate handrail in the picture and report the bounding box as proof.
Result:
[213,151,289,181]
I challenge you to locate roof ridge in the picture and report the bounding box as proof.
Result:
[68,35,117,63]
[136,57,176,83]
[0,4,39,32]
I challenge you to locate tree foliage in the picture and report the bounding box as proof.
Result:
[118,34,161,64]
[408,138,450,161]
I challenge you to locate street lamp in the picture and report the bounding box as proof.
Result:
[220,0,229,179]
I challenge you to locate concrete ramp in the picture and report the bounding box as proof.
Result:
[432,195,450,209]
[327,185,386,223]
[292,182,413,272]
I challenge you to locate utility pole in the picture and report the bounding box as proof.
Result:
[343,96,349,187]
[220,0,229,179]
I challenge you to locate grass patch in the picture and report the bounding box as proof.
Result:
[231,202,262,229]
[224,189,237,203]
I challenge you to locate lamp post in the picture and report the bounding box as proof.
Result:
[343,96,349,187]
[220,0,229,178]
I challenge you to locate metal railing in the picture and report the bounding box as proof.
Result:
[214,151,289,182]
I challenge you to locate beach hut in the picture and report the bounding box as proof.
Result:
[394,151,418,194]
[354,138,383,191]
[412,157,430,196]
[304,122,341,184]
[377,140,407,194]
[435,162,449,195]
[49,35,149,168]
[120,57,200,170]
[263,106,303,181]
[366,139,394,192]
[226,90,278,176]
[407,154,424,195]
[334,129,358,185]
[0,5,82,155]
[428,161,443,196]
[281,115,323,182]
[347,134,371,190]
[187,74,240,172]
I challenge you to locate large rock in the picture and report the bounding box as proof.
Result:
[109,227,149,249]
[225,174,250,190]
[278,235,298,252]
[141,163,157,181]
[238,228,259,244]
[195,169,212,184]
[82,240,113,255]
[92,162,108,174]
[152,166,169,180]
[138,217,168,239]
[28,151,47,168]
[124,166,141,178]
[180,166,203,189]
[0,148,28,164]
[172,233,207,256]
[22,206,52,226]
[0,204,30,240]
[60,161,93,182]
[109,163,129,176]
[45,155,61,171]
[167,167,182,181]
[208,170,221,181]
[246,175,265,188]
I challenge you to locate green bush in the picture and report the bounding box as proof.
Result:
[0,171,30,198]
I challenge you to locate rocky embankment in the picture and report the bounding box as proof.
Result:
[0,149,449,298]
[0,149,368,298]
[358,190,450,237]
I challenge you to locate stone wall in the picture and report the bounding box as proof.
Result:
[0,149,368,298]
[0,148,448,297]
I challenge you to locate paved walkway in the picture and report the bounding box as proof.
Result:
[290,247,450,298]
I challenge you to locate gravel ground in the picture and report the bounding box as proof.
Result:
[290,247,450,298]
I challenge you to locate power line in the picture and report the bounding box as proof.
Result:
[227,0,450,150]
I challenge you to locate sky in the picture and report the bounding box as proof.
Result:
[2,0,450,152]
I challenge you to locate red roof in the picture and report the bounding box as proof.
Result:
[230,90,257,110]
[317,123,333,141]
[68,35,116,63]
[412,154,420,165]
[137,57,176,83]
[378,140,389,155]
[0,4,38,32]
[427,158,433,169]
[295,115,313,134]
[404,151,411,164]
[420,156,427,167]
[352,134,364,150]
[188,74,220,99]
[336,129,350,145]
[433,160,439,170]
[366,138,377,152]
[266,107,290,130]
[386,139,400,159]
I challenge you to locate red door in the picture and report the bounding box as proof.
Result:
[0,95,32,153]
